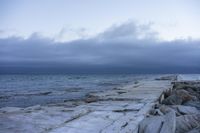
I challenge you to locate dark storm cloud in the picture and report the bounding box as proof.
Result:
[0,22,200,73]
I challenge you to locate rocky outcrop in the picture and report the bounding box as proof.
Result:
[162,89,196,105]
[176,114,200,133]
[139,110,176,133]
[139,81,200,133]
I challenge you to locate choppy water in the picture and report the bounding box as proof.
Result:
[0,74,161,107]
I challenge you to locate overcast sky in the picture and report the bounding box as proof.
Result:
[0,0,200,73]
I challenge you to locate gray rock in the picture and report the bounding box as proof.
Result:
[84,94,99,103]
[139,111,176,133]
[162,94,183,105]
[186,126,200,133]
[173,82,200,99]
[138,116,164,133]
[176,105,199,115]
[176,114,200,133]
[160,110,176,133]
[162,89,195,105]
[159,105,179,115]
[184,101,200,110]
[175,89,195,103]
[182,88,200,100]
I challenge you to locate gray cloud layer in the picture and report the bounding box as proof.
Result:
[0,22,200,73]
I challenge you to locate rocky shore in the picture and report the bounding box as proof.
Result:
[0,76,173,133]
[139,80,200,133]
[0,75,199,133]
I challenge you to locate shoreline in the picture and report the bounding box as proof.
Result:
[1,75,198,133]
[139,76,200,133]
[0,74,151,108]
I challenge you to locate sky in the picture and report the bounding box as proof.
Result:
[0,0,200,74]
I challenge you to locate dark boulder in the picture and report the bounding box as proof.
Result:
[162,90,196,105]
[176,114,200,133]
[162,94,183,105]
[175,90,196,103]
[84,94,99,103]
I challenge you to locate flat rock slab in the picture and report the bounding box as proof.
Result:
[0,80,171,133]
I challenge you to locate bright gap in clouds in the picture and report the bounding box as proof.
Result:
[0,0,200,42]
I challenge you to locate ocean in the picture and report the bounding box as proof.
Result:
[0,74,163,108]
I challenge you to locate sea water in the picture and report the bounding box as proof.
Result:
[0,74,160,107]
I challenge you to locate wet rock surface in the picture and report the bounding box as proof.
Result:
[139,80,200,133]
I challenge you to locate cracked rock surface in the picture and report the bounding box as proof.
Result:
[0,79,172,133]
[139,75,200,133]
